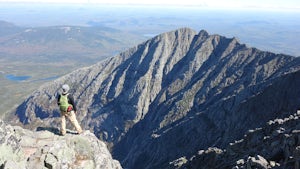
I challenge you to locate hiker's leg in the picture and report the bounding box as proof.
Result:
[61,114,67,135]
[67,110,82,134]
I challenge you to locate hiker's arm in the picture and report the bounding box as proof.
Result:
[68,95,77,112]
[57,95,61,105]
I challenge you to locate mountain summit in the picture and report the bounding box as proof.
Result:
[8,28,300,168]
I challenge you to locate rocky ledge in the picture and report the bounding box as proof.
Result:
[172,110,300,169]
[0,120,122,169]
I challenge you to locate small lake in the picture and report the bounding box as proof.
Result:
[5,74,59,82]
[5,74,31,82]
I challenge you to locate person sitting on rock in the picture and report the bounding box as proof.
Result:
[57,84,82,136]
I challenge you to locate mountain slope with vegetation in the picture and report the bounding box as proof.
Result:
[8,28,300,169]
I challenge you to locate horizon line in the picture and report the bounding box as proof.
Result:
[0,1,300,12]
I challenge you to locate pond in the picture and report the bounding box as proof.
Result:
[5,74,31,82]
[5,74,60,82]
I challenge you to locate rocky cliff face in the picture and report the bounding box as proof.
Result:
[0,120,121,169]
[8,28,300,169]
[172,110,300,169]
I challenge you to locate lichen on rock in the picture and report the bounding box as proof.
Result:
[0,120,122,169]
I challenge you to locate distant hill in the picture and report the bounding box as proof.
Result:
[8,28,300,169]
[0,20,23,36]
[0,20,146,64]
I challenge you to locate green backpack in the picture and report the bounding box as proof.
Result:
[59,94,73,112]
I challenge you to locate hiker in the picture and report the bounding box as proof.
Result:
[57,84,82,136]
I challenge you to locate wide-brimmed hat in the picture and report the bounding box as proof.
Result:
[62,84,70,94]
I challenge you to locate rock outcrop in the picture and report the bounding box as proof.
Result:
[173,110,300,169]
[8,28,300,169]
[0,120,121,169]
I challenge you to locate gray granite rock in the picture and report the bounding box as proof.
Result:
[174,111,300,169]
[0,120,121,169]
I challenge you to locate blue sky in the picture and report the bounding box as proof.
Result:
[0,0,299,10]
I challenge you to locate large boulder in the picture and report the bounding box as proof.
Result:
[0,120,121,169]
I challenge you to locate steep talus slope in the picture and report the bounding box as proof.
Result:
[8,28,300,169]
[0,120,121,169]
[174,109,300,168]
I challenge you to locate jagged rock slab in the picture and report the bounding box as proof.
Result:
[0,120,122,169]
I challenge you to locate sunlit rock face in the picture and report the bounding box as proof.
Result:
[0,120,122,169]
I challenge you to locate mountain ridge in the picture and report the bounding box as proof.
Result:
[7,27,300,169]
[112,29,300,169]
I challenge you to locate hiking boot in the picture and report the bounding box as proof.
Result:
[77,130,83,135]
